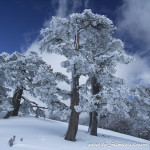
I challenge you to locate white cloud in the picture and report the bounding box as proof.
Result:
[42,0,89,29]
[115,0,150,87]
[84,0,89,8]
[72,0,82,12]
[25,40,39,53]
[43,0,68,27]
[115,55,150,87]
[71,0,89,13]
[51,0,89,18]
[117,0,150,56]
[56,0,68,17]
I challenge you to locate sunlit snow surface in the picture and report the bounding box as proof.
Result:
[0,117,150,150]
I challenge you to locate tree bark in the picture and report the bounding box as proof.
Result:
[65,66,79,141]
[88,112,92,132]
[89,111,98,136]
[89,77,100,136]
[12,88,23,116]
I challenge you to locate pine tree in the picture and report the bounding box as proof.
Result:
[1,50,70,119]
[1,51,57,117]
[70,10,132,136]
[40,12,83,141]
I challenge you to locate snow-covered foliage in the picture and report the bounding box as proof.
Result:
[49,100,70,121]
[19,100,35,115]
[130,85,150,119]
[31,64,57,104]
[31,64,70,119]
[129,85,150,140]
[65,10,133,116]
[0,56,7,98]
[99,113,133,135]
[100,85,150,140]
[1,51,45,92]
[40,9,132,103]
[0,55,10,111]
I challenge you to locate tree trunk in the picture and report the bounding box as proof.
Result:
[89,77,100,136]
[65,66,79,141]
[89,111,98,136]
[12,88,23,116]
[3,111,13,119]
[4,88,23,118]
[88,112,92,132]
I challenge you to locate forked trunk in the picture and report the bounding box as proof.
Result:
[65,66,79,141]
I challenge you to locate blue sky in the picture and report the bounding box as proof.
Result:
[0,0,122,53]
[0,0,52,52]
[0,0,150,87]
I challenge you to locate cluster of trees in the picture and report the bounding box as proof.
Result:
[0,10,149,141]
[98,85,150,140]
[39,9,134,141]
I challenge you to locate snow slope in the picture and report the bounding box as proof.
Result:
[0,117,150,150]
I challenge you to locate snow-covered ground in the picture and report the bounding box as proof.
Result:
[0,117,150,150]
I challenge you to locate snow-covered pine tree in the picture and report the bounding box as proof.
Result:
[40,11,86,141]
[1,51,60,118]
[70,9,132,136]
[1,51,45,117]
[88,77,131,136]
[76,76,131,135]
